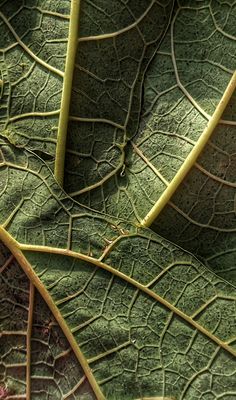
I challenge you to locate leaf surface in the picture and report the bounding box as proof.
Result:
[0,241,95,399]
[152,91,236,283]
[0,1,236,399]
[0,0,70,161]
[0,141,236,399]
[62,1,236,283]
[65,1,235,218]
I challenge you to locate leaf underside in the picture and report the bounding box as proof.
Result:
[0,1,236,400]
[0,240,95,399]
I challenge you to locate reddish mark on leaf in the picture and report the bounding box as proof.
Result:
[39,320,64,348]
[0,386,9,399]
[41,320,54,336]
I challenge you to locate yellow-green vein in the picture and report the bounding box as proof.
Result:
[140,71,236,227]
[0,227,105,400]
[54,0,81,185]
[18,242,236,358]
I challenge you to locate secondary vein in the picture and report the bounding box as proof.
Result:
[18,241,236,358]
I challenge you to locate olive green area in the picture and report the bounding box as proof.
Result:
[152,94,236,283]
[0,240,95,399]
[0,0,70,157]
[65,0,236,284]
[0,140,236,399]
[74,1,235,220]
[27,249,236,400]
[0,1,236,399]
[65,0,175,195]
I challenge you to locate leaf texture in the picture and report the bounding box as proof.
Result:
[66,1,235,221]
[0,1,236,399]
[0,141,236,399]
[0,0,70,159]
[64,0,174,196]
[152,92,236,284]
[0,241,95,400]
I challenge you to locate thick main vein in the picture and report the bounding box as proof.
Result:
[140,71,236,227]
[0,226,105,400]
[54,0,81,185]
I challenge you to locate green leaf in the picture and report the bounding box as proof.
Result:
[0,241,95,399]
[64,1,235,219]
[0,141,236,399]
[62,0,236,284]
[64,0,174,193]
[0,1,69,160]
[152,91,236,283]
[0,1,236,399]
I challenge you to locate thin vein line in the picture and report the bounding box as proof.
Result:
[168,201,236,232]
[8,110,60,123]
[210,6,236,41]
[63,376,86,399]
[68,147,125,196]
[0,254,14,273]
[69,115,125,130]
[195,162,236,188]
[78,0,155,42]
[219,118,236,126]
[35,8,70,20]
[26,282,35,400]
[0,330,26,336]
[0,12,64,77]
[87,340,131,364]
[132,141,169,186]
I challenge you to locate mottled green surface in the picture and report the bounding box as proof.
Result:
[0,0,70,157]
[74,1,235,221]
[0,140,236,399]
[0,241,95,399]
[0,1,236,399]
[152,85,236,283]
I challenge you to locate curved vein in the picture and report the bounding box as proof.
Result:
[8,110,60,123]
[17,241,236,358]
[78,0,155,42]
[169,201,236,232]
[0,12,64,78]
[69,115,125,130]
[132,141,169,186]
[195,162,236,188]
[68,146,125,196]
